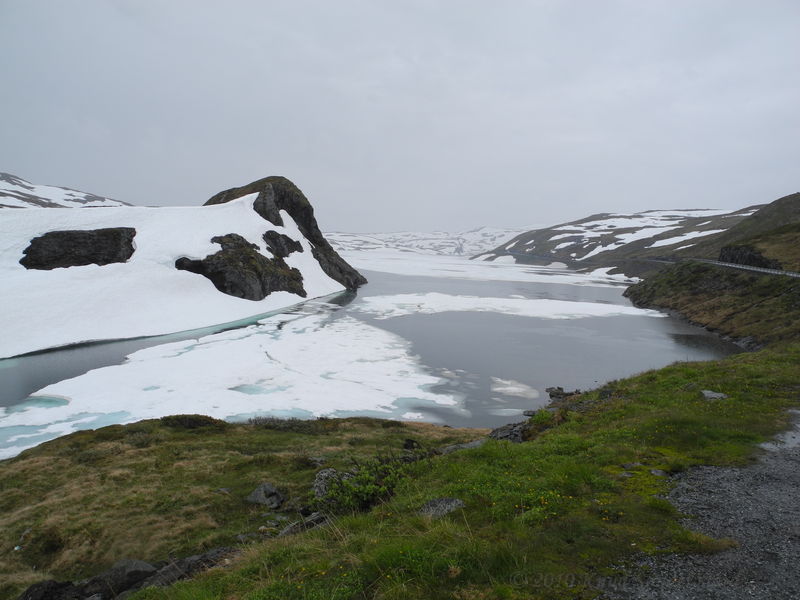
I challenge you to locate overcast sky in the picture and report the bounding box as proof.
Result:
[1,1,798,232]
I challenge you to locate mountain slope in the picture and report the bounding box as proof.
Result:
[0,172,129,208]
[0,176,364,358]
[476,206,761,271]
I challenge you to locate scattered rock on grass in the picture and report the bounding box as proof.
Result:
[246,482,285,508]
[419,498,465,518]
[702,390,728,400]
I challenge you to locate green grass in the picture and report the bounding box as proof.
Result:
[624,262,800,346]
[0,417,484,599]
[121,345,799,600]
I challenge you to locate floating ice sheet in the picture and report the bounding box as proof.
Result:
[339,250,633,286]
[354,293,666,320]
[0,311,459,459]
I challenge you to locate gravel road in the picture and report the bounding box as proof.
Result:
[601,410,800,600]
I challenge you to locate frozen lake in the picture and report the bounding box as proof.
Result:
[0,254,738,458]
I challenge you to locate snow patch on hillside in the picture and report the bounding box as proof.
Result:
[0,195,345,358]
[0,172,128,208]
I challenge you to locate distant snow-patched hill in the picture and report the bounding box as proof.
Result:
[0,172,129,208]
[326,227,531,257]
[476,206,762,270]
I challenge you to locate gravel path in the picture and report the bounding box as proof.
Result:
[602,410,800,600]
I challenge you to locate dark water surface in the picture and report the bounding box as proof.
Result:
[0,269,739,431]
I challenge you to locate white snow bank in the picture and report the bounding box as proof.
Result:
[0,310,458,459]
[354,293,666,320]
[0,196,345,358]
[338,250,630,287]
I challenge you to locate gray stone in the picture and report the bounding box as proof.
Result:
[438,439,486,455]
[419,497,465,518]
[702,390,728,400]
[135,547,237,590]
[246,482,286,509]
[489,422,529,443]
[650,469,668,477]
[80,558,157,597]
[19,227,136,270]
[312,468,353,498]
[175,233,306,301]
[277,512,329,537]
[622,462,644,469]
[263,230,303,258]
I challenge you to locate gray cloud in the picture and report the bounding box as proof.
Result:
[1,0,798,231]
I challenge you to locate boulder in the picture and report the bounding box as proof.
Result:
[488,421,529,443]
[80,558,157,597]
[205,177,367,290]
[545,386,580,401]
[312,468,353,498]
[16,580,82,600]
[719,245,782,270]
[701,390,728,400]
[438,439,486,455]
[277,512,329,537]
[419,497,465,518]
[19,227,136,270]
[175,233,306,301]
[125,547,237,593]
[245,482,286,509]
[263,230,303,258]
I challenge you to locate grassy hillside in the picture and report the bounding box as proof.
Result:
[0,418,483,599]
[125,346,799,600]
[677,192,800,261]
[624,262,800,347]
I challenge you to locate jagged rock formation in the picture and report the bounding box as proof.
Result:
[175,234,306,301]
[263,230,303,258]
[719,245,782,270]
[205,176,367,290]
[19,228,136,270]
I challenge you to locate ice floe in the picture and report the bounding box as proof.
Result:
[0,310,461,459]
[354,293,665,320]
[339,250,632,287]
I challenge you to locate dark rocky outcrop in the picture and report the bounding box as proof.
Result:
[719,245,782,270]
[19,228,136,270]
[488,421,530,443]
[16,549,237,600]
[205,176,367,290]
[245,482,286,509]
[263,230,303,258]
[277,511,330,537]
[175,234,306,301]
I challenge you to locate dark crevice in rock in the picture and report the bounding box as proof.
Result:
[205,176,367,290]
[19,228,136,270]
[175,233,306,301]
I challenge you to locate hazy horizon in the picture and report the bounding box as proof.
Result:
[2,1,798,232]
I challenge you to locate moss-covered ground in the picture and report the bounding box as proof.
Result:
[0,417,483,599]
[111,344,800,600]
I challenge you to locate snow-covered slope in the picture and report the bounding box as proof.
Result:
[476,206,761,269]
[0,172,129,208]
[326,226,530,257]
[0,194,353,358]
